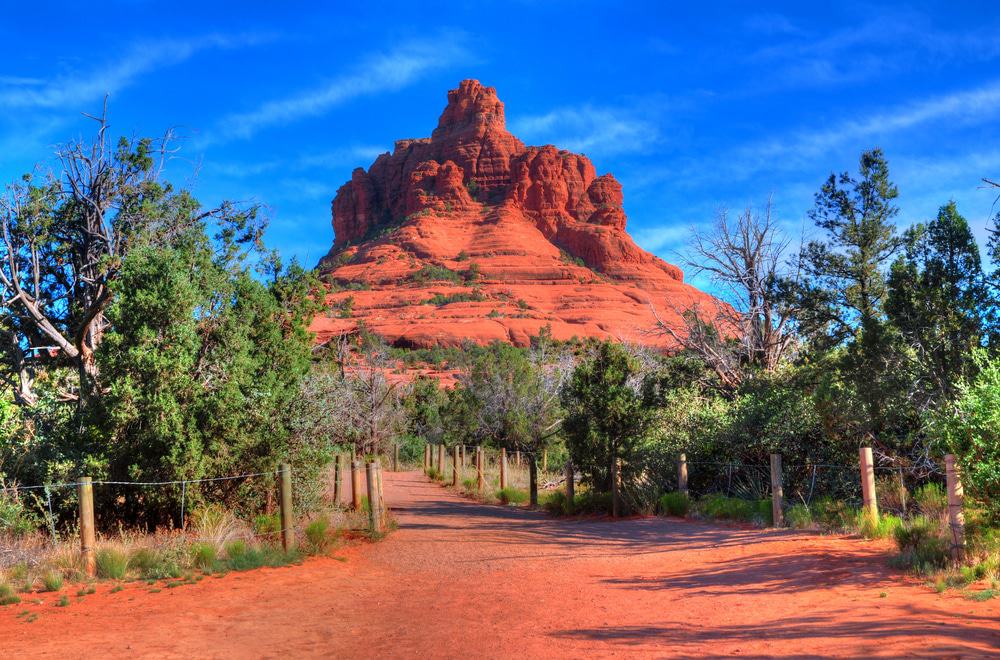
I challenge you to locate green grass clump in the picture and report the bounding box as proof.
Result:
[462,477,477,491]
[128,547,181,580]
[970,589,997,602]
[812,498,860,532]
[224,539,248,560]
[224,545,301,572]
[305,517,331,554]
[892,515,950,572]
[0,583,21,606]
[95,547,128,580]
[658,492,690,517]
[786,503,813,529]
[858,512,903,540]
[541,490,568,515]
[190,542,218,570]
[426,467,442,481]
[496,487,528,505]
[254,513,281,536]
[697,493,771,524]
[40,571,63,592]
[914,483,947,518]
[56,595,69,607]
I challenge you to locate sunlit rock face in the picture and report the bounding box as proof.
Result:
[314,79,720,350]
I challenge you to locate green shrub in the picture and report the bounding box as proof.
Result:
[914,483,947,519]
[462,477,477,491]
[224,539,248,560]
[56,595,69,607]
[190,542,217,570]
[658,492,690,517]
[223,545,301,572]
[410,264,462,284]
[305,518,331,553]
[426,467,441,481]
[95,548,128,579]
[0,583,20,606]
[573,490,613,515]
[812,498,860,532]
[937,349,1000,523]
[496,487,528,505]
[254,513,281,536]
[755,499,774,525]
[893,515,950,571]
[40,571,63,592]
[787,503,813,529]
[858,512,903,540]
[699,493,745,520]
[0,490,40,537]
[128,547,182,579]
[541,490,567,515]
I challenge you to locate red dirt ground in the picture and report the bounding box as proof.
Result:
[3,470,998,658]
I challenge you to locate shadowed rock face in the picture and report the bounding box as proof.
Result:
[312,79,722,350]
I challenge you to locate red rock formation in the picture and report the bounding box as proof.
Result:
[312,79,724,349]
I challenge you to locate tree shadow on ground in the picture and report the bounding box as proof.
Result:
[550,606,1000,658]
[392,491,859,563]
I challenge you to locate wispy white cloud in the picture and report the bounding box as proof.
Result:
[510,105,658,157]
[743,13,803,37]
[746,14,1000,91]
[0,34,272,110]
[209,145,387,178]
[631,224,691,252]
[722,80,1000,181]
[0,75,45,87]
[203,37,468,145]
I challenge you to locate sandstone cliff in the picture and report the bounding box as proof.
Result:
[311,79,721,349]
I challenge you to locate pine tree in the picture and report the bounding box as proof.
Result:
[887,201,990,404]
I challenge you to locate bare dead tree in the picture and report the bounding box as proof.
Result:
[653,200,799,390]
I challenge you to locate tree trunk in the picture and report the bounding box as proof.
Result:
[610,447,621,518]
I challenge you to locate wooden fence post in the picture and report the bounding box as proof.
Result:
[516,450,521,467]
[78,476,96,577]
[770,453,784,527]
[611,458,621,518]
[678,453,688,495]
[529,453,538,507]
[944,454,965,564]
[333,454,343,505]
[565,460,575,514]
[453,445,461,486]
[351,460,363,511]
[393,444,399,472]
[279,463,295,551]
[423,444,430,473]
[859,446,878,520]
[500,448,508,490]
[437,444,445,476]
[366,461,382,534]
[377,461,386,528]
[542,449,547,473]
[476,447,485,494]
[461,444,467,468]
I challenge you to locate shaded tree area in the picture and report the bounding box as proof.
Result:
[0,115,322,525]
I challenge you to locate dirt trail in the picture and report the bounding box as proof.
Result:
[2,470,998,658]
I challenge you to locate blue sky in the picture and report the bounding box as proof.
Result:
[2,1,999,285]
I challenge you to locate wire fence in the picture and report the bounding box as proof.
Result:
[419,442,947,522]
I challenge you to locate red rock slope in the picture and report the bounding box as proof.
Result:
[311,79,720,349]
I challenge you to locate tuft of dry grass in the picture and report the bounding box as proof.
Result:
[190,505,252,553]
